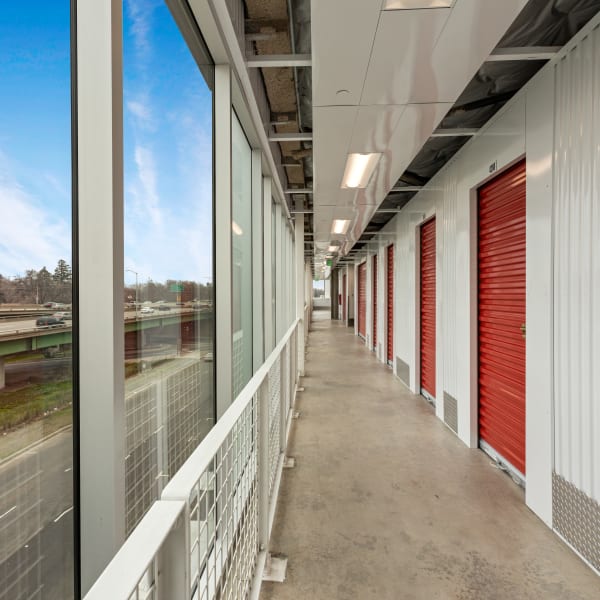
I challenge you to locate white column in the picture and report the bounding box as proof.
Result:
[214,64,233,419]
[263,178,274,355]
[78,0,125,591]
[251,149,264,372]
[295,214,305,375]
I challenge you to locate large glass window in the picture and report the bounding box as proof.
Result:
[0,3,74,598]
[231,114,253,398]
[123,0,214,534]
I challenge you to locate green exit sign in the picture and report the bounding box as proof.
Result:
[170,283,184,292]
[326,259,332,267]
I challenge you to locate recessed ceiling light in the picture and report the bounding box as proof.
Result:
[383,0,454,9]
[331,219,351,235]
[341,153,382,189]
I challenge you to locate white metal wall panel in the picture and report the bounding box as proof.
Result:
[553,25,600,503]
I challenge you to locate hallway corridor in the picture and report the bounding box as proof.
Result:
[261,313,599,600]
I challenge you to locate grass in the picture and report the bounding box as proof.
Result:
[5,352,45,364]
[0,380,73,432]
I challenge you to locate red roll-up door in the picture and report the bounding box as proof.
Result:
[386,245,394,364]
[358,263,366,338]
[372,255,378,350]
[478,160,526,476]
[342,273,347,321]
[420,218,436,398]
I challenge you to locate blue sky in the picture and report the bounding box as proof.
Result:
[123,0,213,285]
[0,1,214,284]
[0,2,72,277]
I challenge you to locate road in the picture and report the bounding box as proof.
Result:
[0,430,74,600]
[0,352,215,598]
[0,306,204,336]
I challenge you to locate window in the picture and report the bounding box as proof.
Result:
[123,0,215,534]
[231,114,253,398]
[0,2,74,598]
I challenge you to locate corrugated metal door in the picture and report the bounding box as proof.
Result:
[478,160,526,476]
[420,218,436,398]
[358,263,366,338]
[342,273,347,321]
[386,245,394,364]
[372,255,378,350]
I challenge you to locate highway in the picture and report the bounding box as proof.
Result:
[0,430,74,599]
[0,351,215,598]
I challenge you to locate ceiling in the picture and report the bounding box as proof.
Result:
[311,0,530,272]
[238,0,600,277]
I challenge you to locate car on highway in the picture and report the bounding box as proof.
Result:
[140,306,154,314]
[53,311,72,320]
[158,305,171,311]
[36,315,65,327]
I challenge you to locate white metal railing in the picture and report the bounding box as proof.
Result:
[85,319,302,600]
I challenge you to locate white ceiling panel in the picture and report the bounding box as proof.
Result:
[313,105,357,197]
[360,8,451,105]
[312,0,383,107]
[348,104,406,153]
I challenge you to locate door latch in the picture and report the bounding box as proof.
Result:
[520,323,526,339]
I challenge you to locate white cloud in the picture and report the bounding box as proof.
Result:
[0,160,70,276]
[132,144,163,229]
[127,99,153,128]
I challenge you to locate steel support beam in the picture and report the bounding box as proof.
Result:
[487,46,560,61]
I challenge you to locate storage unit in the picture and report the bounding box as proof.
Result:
[342,273,347,322]
[478,160,526,477]
[386,245,394,365]
[420,218,436,399]
[357,262,366,338]
[372,254,378,350]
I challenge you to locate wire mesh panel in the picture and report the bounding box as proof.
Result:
[125,383,160,534]
[268,357,281,497]
[188,397,258,600]
[167,361,214,478]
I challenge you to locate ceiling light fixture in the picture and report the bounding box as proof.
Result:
[331,219,351,235]
[328,245,338,252]
[383,0,454,9]
[341,153,382,189]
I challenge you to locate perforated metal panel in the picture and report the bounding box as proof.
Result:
[396,357,410,387]
[443,391,458,434]
[553,472,600,571]
[478,160,526,476]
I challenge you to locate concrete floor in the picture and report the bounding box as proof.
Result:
[260,312,600,600]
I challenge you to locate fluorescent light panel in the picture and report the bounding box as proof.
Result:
[383,0,453,9]
[331,219,351,235]
[341,153,382,189]
[328,245,338,252]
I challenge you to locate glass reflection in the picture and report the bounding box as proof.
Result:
[123,0,215,533]
[0,2,74,598]
[232,114,253,398]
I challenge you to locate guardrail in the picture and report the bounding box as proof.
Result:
[85,318,302,600]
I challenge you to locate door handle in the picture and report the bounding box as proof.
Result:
[520,323,526,339]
